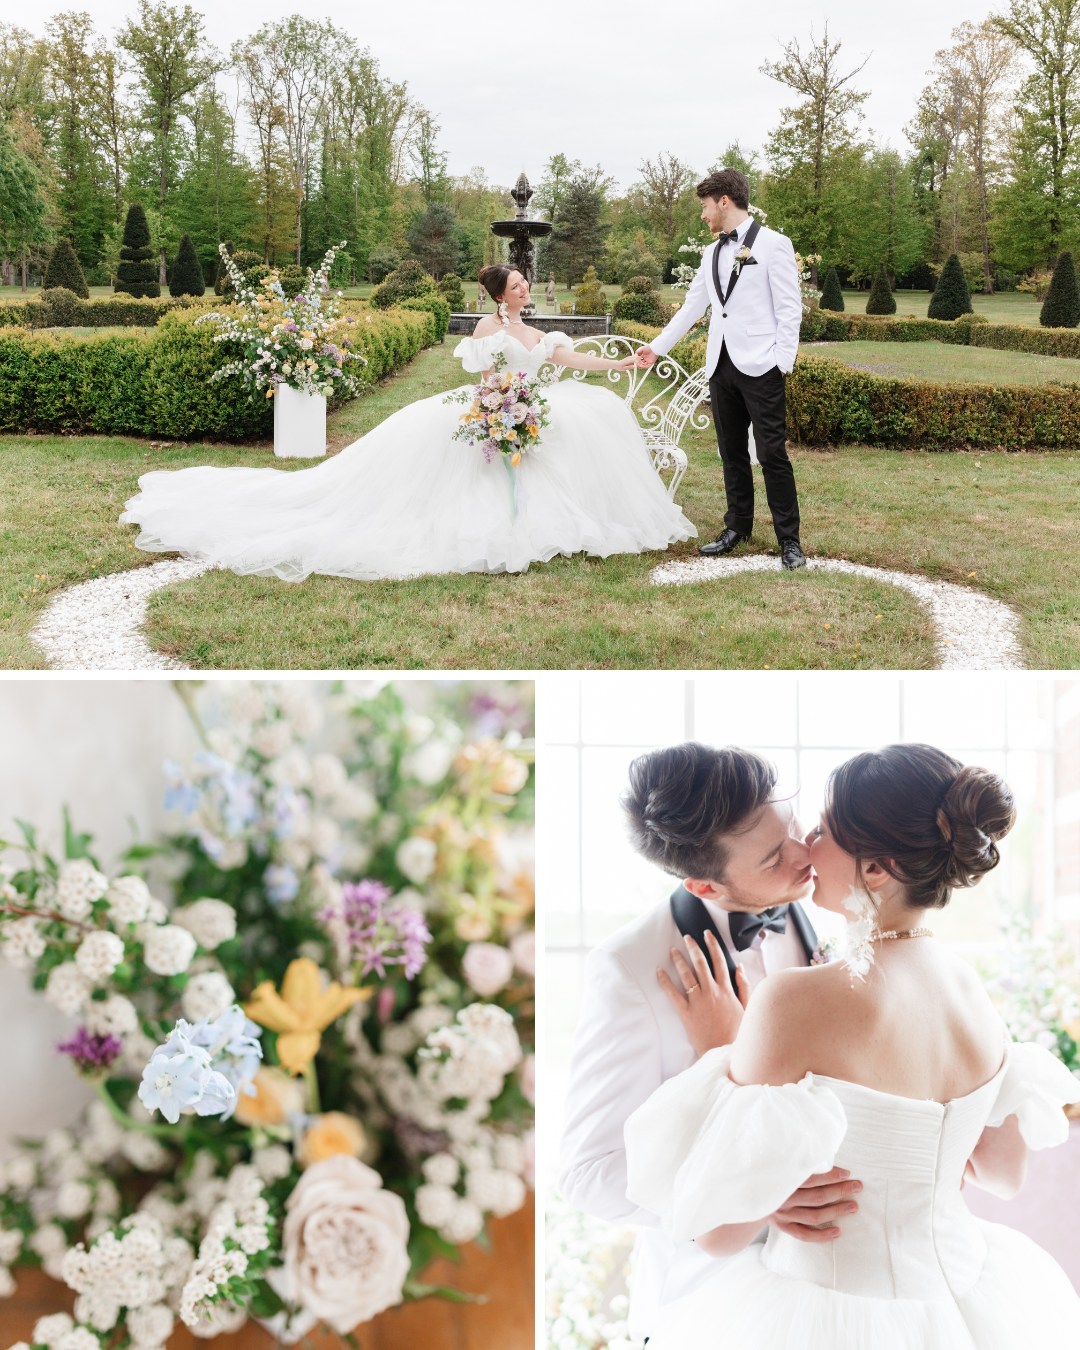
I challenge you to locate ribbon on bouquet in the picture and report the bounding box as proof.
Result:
[503,456,521,520]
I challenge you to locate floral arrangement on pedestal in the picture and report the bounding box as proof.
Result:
[0,681,535,1348]
[546,1193,635,1350]
[199,243,367,401]
[982,917,1080,1091]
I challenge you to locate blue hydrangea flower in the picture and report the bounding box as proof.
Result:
[265,863,299,905]
[138,1038,235,1125]
[164,1008,263,1119]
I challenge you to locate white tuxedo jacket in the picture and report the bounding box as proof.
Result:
[559,892,837,1340]
[650,224,803,378]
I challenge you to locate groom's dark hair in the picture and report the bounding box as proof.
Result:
[696,169,750,209]
[623,743,777,882]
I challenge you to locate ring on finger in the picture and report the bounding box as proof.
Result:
[685,983,701,993]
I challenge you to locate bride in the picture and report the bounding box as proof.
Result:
[120,265,695,582]
[626,744,1080,1348]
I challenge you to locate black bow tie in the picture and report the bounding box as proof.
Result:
[717,230,741,247]
[727,906,789,951]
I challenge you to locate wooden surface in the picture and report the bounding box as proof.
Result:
[0,1197,534,1350]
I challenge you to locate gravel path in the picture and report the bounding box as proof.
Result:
[31,553,1024,672]
[32,559,213,671]
[649,555,1024,670]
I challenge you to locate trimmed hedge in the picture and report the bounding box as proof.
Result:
[0,303,438,439]
[43,239,89,299]
[614,319,1080,450]
[1040,251,1080,328]
[0,294,212,329]
[399,293,450,342]
[787,356,1080,450]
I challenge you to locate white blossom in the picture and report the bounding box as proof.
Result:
[0,916,46,968]
[74,930,126,985]
[105,876,152,925]
[84,994,139,1039]
[44,962,92,1016]
[396,836,437,884]
[56,861,108,921]
[172,899,236,950]
[141,924,197,976]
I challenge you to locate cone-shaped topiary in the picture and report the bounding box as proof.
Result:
[865,264,896,315]
[169,232,205,297]
[438,272,465,310]
[43,238,89,299]
[115,203,160,298]
[572,265,609,315]
[927,252,972,320]
[1039,250,1080,328]
[820,265,845,312]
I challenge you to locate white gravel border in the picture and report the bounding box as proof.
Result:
[32,559,214,671]
[31,552,1023,672]
[649,555,1024,670]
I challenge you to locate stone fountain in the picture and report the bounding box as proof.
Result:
[490,172,551,317]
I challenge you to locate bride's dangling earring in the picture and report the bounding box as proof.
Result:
[838,887,876,981]
[498,300,509,327]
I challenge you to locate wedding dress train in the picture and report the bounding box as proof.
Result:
[120,329,695,582]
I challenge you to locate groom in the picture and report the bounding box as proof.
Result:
[558,743,852,1343]
[638,169,807,569]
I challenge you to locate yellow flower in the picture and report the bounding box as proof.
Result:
[245,957,370,1076]
[527,425,539,436]
[505,429,517,440]
[266,389,275,399]
[511,451,521,465]
[297,1111,369,1168]
[234,1066,307,1127]
[1065,1018,1080,1045]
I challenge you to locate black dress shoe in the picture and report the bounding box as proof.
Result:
[699,528,748,557]
[780,538,807,570]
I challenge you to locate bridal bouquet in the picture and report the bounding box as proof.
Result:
[0,681,535,1345]
[444,357,552,467]
[199,242,367,401]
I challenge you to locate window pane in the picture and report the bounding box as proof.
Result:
[540,679,580,745]
[800,678,901,746]
[580,679,687,745]
[903,677,1007,748]
[691,675,799,746]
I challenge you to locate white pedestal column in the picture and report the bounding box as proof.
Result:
[274,385,327,458]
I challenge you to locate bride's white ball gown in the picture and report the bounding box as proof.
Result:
[120,329,695,582]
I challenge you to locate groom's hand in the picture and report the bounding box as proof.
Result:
[636,345,658,368]
[771,1167,862,1242]
[657,931,747,1058]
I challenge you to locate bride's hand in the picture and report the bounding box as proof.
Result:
[612,355,638,370]
[657,931,748,1058]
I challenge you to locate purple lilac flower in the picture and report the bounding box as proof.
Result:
[322,879,431,980]
[57,1027,123,1075]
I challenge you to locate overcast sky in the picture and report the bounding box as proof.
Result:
[29,0,1011,193]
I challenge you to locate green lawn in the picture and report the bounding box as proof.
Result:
[1,341,1077,671]
[841,289,1043,326]
[800,339,1080,385]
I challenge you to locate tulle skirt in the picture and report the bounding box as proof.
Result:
[647,1221,1080,1350]
[120,381,696,582]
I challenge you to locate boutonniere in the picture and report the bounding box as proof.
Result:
[810,938,835,966]
[733,246,758,276]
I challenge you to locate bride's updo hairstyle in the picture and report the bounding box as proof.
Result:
[823,744,1016,909]
[478,264,515,304]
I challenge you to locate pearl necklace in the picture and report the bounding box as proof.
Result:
[870,927,934,941]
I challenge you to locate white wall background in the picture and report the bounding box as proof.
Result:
[0,680,197,1155]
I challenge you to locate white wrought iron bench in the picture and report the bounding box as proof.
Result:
[537,335,711,501]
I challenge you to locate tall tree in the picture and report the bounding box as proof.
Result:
[550,173,609,287]
[991,0,1080,259]
[0,117,50,288]
[632,152,696,263]
[761,23,871,280]
[410,109,450,205]
[406,201,461,277]
[118,0,219,281]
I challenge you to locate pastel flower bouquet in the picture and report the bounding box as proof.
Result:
[199,243,367,401]
[444,356,552,467]
[0,681,535,1346]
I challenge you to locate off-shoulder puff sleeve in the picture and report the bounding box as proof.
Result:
[542,331,574,361]
[987,1040,1080,1148]
[624,1045,848,1242]
[453,331,508,373]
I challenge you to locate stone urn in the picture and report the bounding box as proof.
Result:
[274,384,327,458]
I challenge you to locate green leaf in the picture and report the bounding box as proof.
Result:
[14,818,38,851]
[62,806,97,863]
[404,1279,486,1305]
